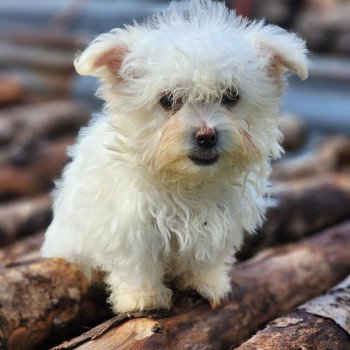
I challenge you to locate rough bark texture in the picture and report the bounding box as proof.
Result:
[0,195,51,247]
[0,258,112,350]
[0,138,72,199]
[233,310,350,350]
[238,171,350,259]
[272,136,350,181]
[234,275,350,350]
[300,275,350,334]
[52,221,350,350]
[0,101,89,147]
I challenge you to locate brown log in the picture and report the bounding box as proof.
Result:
[0,232,44,267]
[0,258,112,350]
[0,195,51,247]
[52,221,350,350]
[237,171,350,259]
[234,275,350,350]
[0,76,23,106]
[272,136,350,181]
[0,101,89,147]
[0,138,72,199]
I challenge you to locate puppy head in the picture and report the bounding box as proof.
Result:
[75,0,308,186]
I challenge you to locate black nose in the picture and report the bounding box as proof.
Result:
[195,128,218,149]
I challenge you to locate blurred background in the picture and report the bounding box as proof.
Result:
[0,0,349,233]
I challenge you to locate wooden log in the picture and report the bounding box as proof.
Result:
[0,232,44,267]
[0,138,72,199]
[272,136,350,181]
[0,258,112,350]
[237,171,350,259]
[0,101,90,147]
[0,195,51,247]
[52,221,350,350]
[0,76,23,106]
[234,275,350,350]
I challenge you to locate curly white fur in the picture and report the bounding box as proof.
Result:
[42,0,308,313]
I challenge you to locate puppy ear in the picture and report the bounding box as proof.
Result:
[74,31,128,80]
[256,25,308,80]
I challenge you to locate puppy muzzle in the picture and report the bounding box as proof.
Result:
[189,127,220,166]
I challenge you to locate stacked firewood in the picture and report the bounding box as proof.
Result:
[0,85,349,350]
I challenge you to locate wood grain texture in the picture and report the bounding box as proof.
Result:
[234,275,350,350]
[233,310,350,350]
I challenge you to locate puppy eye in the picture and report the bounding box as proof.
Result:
[160,93,183,111]
[221,89,240,107]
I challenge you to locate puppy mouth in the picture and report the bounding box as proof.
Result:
[189,152,220,166]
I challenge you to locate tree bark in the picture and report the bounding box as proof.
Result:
[234,275,350,350]
[0,195,51,247]
[0,258,112,350]
[51,221,350,350]
[0,101,89,147]
[238,171,350,259]
[272,136,350,181]
[0,138,72,199]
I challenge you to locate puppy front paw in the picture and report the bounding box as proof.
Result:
[108,285,173,314]
[178,270,232,307]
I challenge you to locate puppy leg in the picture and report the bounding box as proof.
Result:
[105,263,173,314]
[177,257,233,307]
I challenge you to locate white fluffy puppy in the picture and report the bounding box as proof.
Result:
[42,0,308,313]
